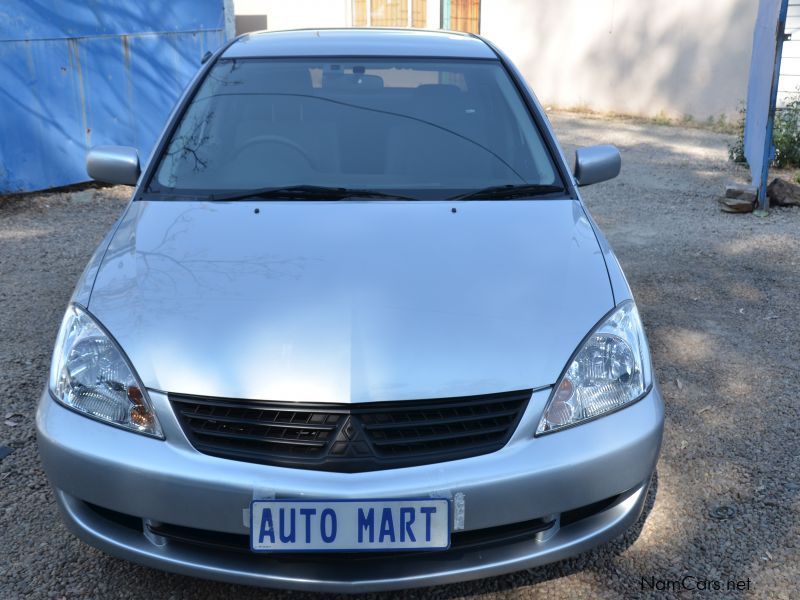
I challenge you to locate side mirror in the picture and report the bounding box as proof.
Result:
[573,144,621,187]
[86,146,140,185]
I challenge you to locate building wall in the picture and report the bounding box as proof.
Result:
[779,0,800,102]
[481,0,759,120]
[236,0,761,120]
[234,0,351,31]
[232,0,442,31]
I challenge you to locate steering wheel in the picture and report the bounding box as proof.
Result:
[233,134,313,166]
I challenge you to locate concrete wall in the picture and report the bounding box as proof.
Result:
[232,0,441,31]
[481,0,759,120]
[230,0,761,120]
[778,0,800,102]
[234,0,351,31]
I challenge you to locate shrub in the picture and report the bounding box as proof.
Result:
[729,104,746,164]
[772,96,800,167]
[730,93,800,168]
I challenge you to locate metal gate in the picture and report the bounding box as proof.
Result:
[0,1,230,194]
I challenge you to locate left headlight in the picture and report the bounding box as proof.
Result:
[536,301,652,435]
[49,304,163,438]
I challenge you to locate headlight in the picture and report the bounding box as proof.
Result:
[536,301,651,435]
[49,304,163,437]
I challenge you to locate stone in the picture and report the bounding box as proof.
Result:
[767,177,800,207]
[718,196,754,213]
[724,182,757,202]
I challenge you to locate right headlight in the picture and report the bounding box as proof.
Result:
[49,304,163,438]
[536,301,652,435]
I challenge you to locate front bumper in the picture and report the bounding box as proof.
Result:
[37,385,664,592]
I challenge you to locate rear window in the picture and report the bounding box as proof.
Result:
[152,58,561,197]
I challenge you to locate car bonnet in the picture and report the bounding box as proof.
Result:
[87,198,614,403]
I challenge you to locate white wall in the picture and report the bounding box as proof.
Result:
[234,0,351,30]
[426,0,440,29]
[779,0,800,103]
[231,0,761,120]
[233,0,441,32]
[481,0,759,120]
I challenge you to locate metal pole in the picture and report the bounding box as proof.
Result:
[758,0,790,213]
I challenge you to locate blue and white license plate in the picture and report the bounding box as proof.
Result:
[250,498,451,552]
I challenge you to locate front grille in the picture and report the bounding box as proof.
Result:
[170,390,531,472]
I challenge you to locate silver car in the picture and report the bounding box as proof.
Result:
[37,29,664,592]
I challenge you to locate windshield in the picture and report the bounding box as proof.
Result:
[151,58,562,198]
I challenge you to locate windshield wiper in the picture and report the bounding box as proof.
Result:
[448,184,566,201]
[208,185,415,202]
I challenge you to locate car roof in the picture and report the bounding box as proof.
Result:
[222,28,497,60]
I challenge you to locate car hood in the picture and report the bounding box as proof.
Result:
[88,199,613,403]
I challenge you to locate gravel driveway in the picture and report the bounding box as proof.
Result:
[1,113,798,599]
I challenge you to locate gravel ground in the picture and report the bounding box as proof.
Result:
[1,113,798,599]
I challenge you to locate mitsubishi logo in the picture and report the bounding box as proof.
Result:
[330,416,372,458]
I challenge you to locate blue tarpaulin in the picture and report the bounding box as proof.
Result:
[0,1,230,193]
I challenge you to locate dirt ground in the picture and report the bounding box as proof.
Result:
[1,112,798,599]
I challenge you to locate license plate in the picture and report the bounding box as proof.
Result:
[250,498,450,552]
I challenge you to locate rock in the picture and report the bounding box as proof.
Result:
[4,413,23,427]
[725,182,757,202]
[767,177,800,206]
[718,196,754,213]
